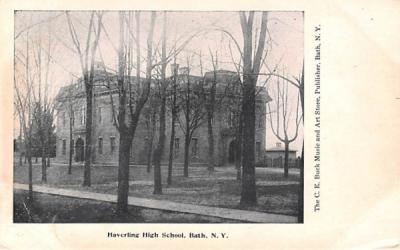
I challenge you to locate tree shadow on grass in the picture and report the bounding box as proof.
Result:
[14,190,145,223]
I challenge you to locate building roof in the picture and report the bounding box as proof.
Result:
[266,143,297,152]
[55,68,271,106]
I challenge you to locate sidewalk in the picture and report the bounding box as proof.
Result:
[14,183,297,223]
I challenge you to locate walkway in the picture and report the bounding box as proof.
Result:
[14,183,297,223]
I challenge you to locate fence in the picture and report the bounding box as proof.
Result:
[256,156,300,168]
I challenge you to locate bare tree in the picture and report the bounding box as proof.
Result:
[14,31,34,203]
[30,23,54,182]
[98,10,197,209]
[65,11,103,186]
[64,79,77,174]
[238,11,269,206]
[166,58,179,185]
[267,73,302,178]
[152,12,167,194]
[177,59,206,177]
[200,49,239,173]
[109,11,157,214]
[202,50,218,172]
[265,64,304,222]
[142,95,158,173]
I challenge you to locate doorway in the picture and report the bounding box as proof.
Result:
[228,140,236,164]
[75,138,84,162]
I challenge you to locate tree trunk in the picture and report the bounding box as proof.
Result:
[146,130,154,173]
[206,68,216,172]
[19,126,23,167]
[298,68,304,223]
[26,137,33,203]
[298,141,304,223]
[240,74,257,206]
[235,113,243,181]
[68,116,73,174]
[167,110,176,185]
[153,12,167,194]
[207,112,214,172]
[83,82,92,187]
[153,95,166,194]
[47,155,50,169]
[146,111,156,173]
[284,141,289,178]
[116,133,132,215]
[19,152,23,167]
[41,145,47,182]
[167,68,178,185]
[238,11,268,206]
[183,133,190,177]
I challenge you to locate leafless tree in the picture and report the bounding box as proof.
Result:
[152,12,168,194]
[177,58,206,177]
[216,11,270,204]
[202,50,218,172]
[30,22,55,182]
[61,79,78,174]
[97,11,200,209]
[142,94,158,173]
[14,31,35,203]
[265,63,304,222]
[166,56,179,185]
[238,11,269,206]
[109,11,157,214]
[65,11,103,186]
[267,72,302,178]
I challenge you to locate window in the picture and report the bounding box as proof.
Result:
[174,121,179,131]
[98,138,103,154]
[228,111,235,127]
[258,117,263,128]
[71,110,75,126]
[62,139,66,155]
[191,138,198,156]
[111,108,114,123]
[130,142,135,157]
[174,138,180,157]
[81,107,86,125]
[144,137,149,151]
[256,142,261,158]
[62,112,66,127]
[98,107,102,123]
[110,137,115,153]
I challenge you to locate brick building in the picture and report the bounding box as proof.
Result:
[54,64,269,166]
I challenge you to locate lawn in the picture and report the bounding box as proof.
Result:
[14,189,238,223]
[14,160,301,216]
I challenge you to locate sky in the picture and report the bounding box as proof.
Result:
[14,11,303,154]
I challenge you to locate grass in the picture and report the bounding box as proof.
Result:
[14,159,301,216]
[14,189,238,223]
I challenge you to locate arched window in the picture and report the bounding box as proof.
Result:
[81,107,86,125]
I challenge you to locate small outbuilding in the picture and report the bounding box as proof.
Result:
[265,142,298,168]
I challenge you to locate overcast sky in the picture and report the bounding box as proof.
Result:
[14,11,303,153]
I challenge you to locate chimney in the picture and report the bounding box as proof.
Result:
[170,63,179,75]
[276,142,282,148]
[179,67,189,75]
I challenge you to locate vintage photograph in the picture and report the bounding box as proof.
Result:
[13,10,304,223]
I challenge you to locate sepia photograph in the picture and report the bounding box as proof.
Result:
[13,10,304,223]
